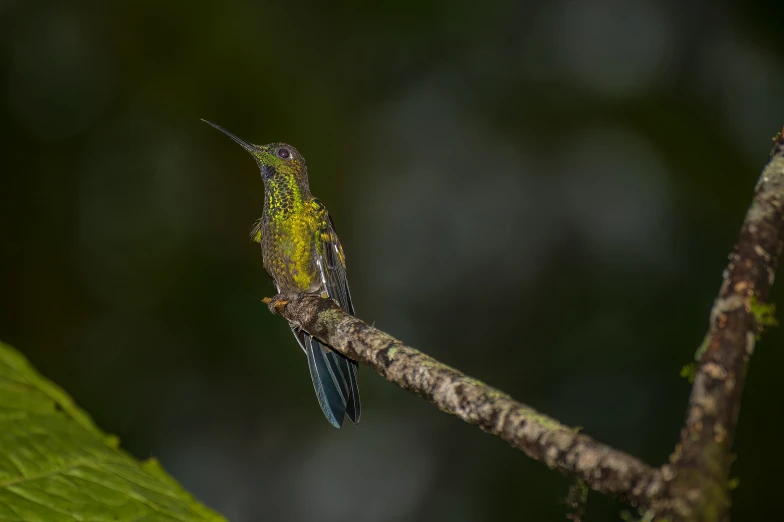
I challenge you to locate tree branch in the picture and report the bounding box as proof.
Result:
[265,127,784,521]
[266,294,664,505]
[651,132,784,521]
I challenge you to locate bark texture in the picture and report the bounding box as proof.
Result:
[650,134,784,521]
[267,294,664,505]
[264,129,784,521]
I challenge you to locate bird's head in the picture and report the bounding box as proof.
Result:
[202,119,308,187]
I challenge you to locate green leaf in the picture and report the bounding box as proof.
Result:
[0,340,227,521]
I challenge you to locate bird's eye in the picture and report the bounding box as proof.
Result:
[277,148,291,159]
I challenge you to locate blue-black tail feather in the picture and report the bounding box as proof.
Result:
[345,358,360,423]
[322,347,350,404]
[294,327,359,428]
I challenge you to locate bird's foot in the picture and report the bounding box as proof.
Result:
[263,295,289,315]
[263,292,332,316]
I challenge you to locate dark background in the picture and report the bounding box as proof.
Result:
[2,0,783,520]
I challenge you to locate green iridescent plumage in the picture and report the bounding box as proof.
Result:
[203,119,360,428]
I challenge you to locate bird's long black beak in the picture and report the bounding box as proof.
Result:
[201,119,256,153]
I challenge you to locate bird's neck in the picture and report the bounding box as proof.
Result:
[264,176,311,219]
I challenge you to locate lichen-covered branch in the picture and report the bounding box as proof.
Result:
[650,132,784,521]
[267,294,664,505]
[265,128,784,520]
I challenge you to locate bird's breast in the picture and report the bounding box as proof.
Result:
[262,213,319,293]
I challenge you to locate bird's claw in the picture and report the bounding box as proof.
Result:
[263,292,331,315]
[264,295,289,314]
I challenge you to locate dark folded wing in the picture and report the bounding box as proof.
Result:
[313,201,354,315]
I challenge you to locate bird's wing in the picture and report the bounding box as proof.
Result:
[249,217,277,287]
[311,199,354,315]
[250,218,262,244]
[307,198,360,425]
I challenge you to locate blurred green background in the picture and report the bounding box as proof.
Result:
[2,0,783,520]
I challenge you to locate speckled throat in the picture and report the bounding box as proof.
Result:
[260,167,320,293]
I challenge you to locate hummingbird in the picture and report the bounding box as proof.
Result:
[203,119,360,428]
